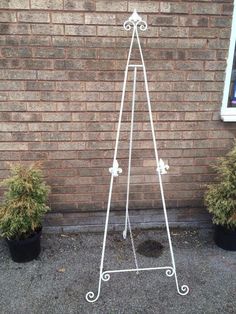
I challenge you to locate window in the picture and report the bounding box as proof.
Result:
[221,3,236,122]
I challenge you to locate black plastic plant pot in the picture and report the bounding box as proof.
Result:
[6,229,42,263]
[214,225,236,251]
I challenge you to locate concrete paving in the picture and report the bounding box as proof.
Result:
[0,228,236,314]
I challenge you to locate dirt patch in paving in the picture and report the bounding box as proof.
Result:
[137,239,164,258]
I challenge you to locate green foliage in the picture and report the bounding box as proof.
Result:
[204,144,236,229]
[0,163,51,240]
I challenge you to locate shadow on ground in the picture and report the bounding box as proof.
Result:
[0,228,236,314]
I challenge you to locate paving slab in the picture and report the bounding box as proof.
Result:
[0,228,235,314]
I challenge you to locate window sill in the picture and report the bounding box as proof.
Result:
[221,108,236,122]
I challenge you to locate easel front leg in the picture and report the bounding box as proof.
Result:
[85,175,114,303]
[174,274,190,296]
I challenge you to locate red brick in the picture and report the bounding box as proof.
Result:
[192,3,222,15]
[37,70,68,80]
[0,81,24,90]
[9,91,40,101]
[34,48,65,58]
[176,61,204,71]
[22,59,53,70]
[12,112,42,121]
[0,102,26,111]
[42,113,71,121]
[32,24,64,35]
[56,82,85,91]
[52,36,84,47]
[160,2,189,14]
[210,17,231,28]
[2,47,32,58]
[187,72,214,81]
[27,103,57,111]
[205,61,226,71]
[42,132,71,141]
[177,39,206,49]
[28,123,57,131]
[185,112,212,121]
[28,142,58,150]
[179,16,208,27]
[31,0,63,10]
[85,13,116,25]
[187,50,215,60]
[58,142,85,150]
[149,15,178,27]
[26,81,55,91]
[64,0,95,11]
[18,12,50,23]
[97,0,127,12]
[129,2,159,12]
[67,48,96,59]
[147,38,177,48]
[52,12,84,24]
[0,12,17,22]
[0,24,30,35]
[65,25,96,36]
[189,28,219,38]
[159,27,188,38]
[1,0,29,9]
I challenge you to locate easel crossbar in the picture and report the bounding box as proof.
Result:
[102,266,175,276]
[128,64,143,67]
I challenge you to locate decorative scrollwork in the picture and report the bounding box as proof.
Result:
[165,267,175,277]
[85,291,97,303]
[109,159,122,177]
[157,159,169,175]
[123,20,134,31]
[178,284,189,296]
[101,272,111,281]
[123,9,147,32]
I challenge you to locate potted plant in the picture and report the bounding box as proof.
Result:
[204,144,236,251]
[0,163,51,262]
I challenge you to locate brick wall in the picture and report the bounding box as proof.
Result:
[0,0,235,228]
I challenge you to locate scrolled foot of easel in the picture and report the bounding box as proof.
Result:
[86,272,111,303]
[177,284,189,296]
[85,291,99,303]
[165,268,189,296]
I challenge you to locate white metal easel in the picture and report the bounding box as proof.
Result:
[86,10,189,303]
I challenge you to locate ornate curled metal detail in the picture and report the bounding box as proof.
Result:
[178,284,189,296]
[123,20,134,31]
[101,272,111,281]
[157,159,169,175]
[85,291,97,303]
[138,20,148,31]
[123,9,147,32]
[85,272,111,302]
[109,159,122,177]
[165,267,175,277]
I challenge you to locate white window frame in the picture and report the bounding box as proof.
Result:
[221,1,236,122]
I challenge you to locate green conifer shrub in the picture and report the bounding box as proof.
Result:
[0,163,51,240]
[204,145,236,229]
